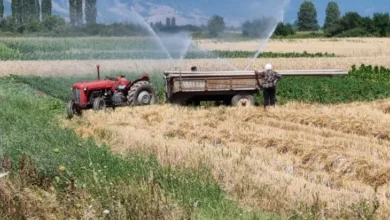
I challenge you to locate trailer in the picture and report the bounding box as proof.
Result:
[163,69,348,106]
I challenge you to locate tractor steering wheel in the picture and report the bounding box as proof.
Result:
[105,76,118,81]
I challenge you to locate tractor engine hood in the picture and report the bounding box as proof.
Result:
[73,80,115,91]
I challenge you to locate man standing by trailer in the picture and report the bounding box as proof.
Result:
[255,64,282,108]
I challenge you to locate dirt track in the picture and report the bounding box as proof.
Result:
[64,99,390,218]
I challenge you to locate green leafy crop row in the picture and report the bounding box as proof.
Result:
[348,64,390,83]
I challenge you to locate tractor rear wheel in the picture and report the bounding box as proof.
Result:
[66,100,81,119]
[93,97,107,112]
[127,81,157,106]
[231,93,255,107]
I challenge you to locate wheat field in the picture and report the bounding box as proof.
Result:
[64,99,390,218]
[2,55,390,77]
[196,38,390,57]
[2,38,390,77]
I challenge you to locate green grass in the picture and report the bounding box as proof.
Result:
[0,78,278,219]
[10,72,166,102]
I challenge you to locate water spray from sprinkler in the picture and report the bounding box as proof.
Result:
[244,0,291,71]
[128,6,175,67]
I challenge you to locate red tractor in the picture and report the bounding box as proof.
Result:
[66,65,158,119]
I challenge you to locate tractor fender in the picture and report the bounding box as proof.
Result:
[131,74,150,86]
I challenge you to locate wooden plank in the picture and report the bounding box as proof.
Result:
[172,77,258,93]
[164,69,347,77]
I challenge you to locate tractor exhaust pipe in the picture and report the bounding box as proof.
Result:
[96,64,100,80]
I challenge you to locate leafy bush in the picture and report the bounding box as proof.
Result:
[336,28,371,37]
[349,64,390,83]
[274,23,296,37]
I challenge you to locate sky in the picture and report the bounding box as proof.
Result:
[2,0,390,27]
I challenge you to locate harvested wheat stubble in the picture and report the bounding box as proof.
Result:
[65,99,390,218]
[196,37,390,57]
[2,56,390,76]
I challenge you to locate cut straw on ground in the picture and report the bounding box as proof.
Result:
[63,99,390,218]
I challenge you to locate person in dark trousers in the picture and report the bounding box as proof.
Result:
[255,64,282,108]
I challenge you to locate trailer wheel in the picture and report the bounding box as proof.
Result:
[128,81,157,106]
[93,97,106,112]
[231,93,255,107]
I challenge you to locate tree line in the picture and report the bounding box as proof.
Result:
[0,0,97,33]
[295,1,390,37]
[212,1,390,38]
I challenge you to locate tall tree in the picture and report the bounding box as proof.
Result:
[373,13,390,37]
[18,0,25,24]
[32,0,40,21]
[22,0,29,22]
[323,1,340,30]
[297,1,319,31]
[75,0,83,25]
[85,0,97,25]
[0,0,4,19]
[340,12,362,30]
[42,0,52,19]
[23,0,38,22]
[12,0,21,23]
[69,0,76,25]
[207,15,225,37]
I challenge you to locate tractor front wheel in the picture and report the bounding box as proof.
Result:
[93,97,107,112]
[66,100,81,119]
[127,81,157,106]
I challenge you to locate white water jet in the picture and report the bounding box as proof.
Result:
[106,0,175,67]
[174,35,193,67]
[185,42,239,71]
[95,0,291,72]
[244,22,278,71]
[158,32,193,60]
[245,0,291,71]
[129,7,174,63]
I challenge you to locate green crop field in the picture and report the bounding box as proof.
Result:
[0,38,336,60]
